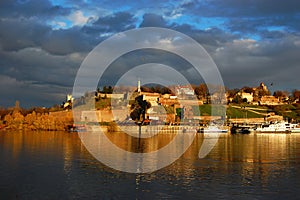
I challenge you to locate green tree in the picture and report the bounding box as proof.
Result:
[233,95,243,104]
[130,95,151,124]
[102,86,113,94]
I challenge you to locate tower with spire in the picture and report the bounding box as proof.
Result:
[137,78,141,93]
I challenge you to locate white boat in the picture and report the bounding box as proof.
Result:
[291,123,300,133]
[255,121,292,133]
[199,125,228,133]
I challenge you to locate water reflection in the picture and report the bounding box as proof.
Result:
[0,131,300,199]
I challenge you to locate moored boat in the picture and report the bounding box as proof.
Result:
[231,125,254,134]
[291,123,300,133]
[255,121,292,133]
[199,125,228,133]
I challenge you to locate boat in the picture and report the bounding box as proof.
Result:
[255,121,292,133]
[231,125,254,134]
[68,123,87,132]
[291,123,300,133]
[199,125,228,133]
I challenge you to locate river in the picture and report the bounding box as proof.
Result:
[0,131,300,199]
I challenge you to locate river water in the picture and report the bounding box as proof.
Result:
[0,131,300,199]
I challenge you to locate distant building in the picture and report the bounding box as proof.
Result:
[259,82,268,92]
[176,85,194,96]
[63,94,73,109]
[240,92,253,103]
[259,96,280,105]
[96,93,125,99]
[141,92,160,106]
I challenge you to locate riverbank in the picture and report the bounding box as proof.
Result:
[1,102,299,131]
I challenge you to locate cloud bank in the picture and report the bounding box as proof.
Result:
[0,0,299,107]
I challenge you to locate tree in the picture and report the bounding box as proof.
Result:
[242,87,254,93]
[161,87,173,95]
[226,88,239,98]
[194,83,208,99]
[102,85,114,94]
[141,86,151,92]
[176,107,184,120]
[293,90,300,100]
[130,95,151,124]
[273,90,289,101]
[25,111,37,130]
[102,86,108,93]
[258,90,270,98]
[233,95,243,104]
[107,86,113,94]
[153,85,162,93]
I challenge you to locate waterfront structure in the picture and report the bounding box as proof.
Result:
[199,124,228,133]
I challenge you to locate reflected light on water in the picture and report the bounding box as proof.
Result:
[0,131,300,199]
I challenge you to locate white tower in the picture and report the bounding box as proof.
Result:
[137,79,141,93]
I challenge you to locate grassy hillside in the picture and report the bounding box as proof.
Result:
[226,106,264,118]
[192,103,300,121]
[272,104,300,121]
[192,104,265,118]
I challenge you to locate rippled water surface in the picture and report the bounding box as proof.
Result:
[0,131,300,199]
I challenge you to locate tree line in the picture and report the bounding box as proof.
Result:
[0,101,73,131]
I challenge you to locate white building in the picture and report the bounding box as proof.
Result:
[176,85,194,96]
[240,92,253,103]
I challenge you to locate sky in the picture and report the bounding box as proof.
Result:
[0,0,299,108]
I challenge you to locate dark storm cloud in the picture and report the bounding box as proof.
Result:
[0,0,299,107]
[0,18,50,51]
[83,12,136,34]
[140,13,168,27]
[212,33,300,90]
[138,13,238,50]
[226,16,300,35]
[0,74,69,108]
[214,0,300,16]
[182,0,300,34]
[99,48,200,87]
[0,0,70,19]
[0,4,140,107]
[42,27,93,55]
[0,46,84,87]
[0,17,93,55]
[183,0,300,17]
[174,24,238,50]
[0,46,86,107]
[0,0,88,55]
